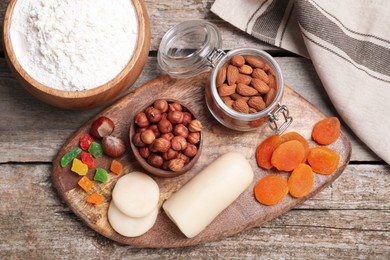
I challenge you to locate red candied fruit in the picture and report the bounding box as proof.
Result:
[79,134,94,150]
[81,152,94,169]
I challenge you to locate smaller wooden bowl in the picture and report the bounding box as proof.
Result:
[3,0,150,110]
[129,100,203,178]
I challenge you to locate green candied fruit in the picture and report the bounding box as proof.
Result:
[60,147,82,168]
[94,168,109,183]
[88,142,103,158]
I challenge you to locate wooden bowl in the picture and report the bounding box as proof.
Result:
[3,0,150,110]
[129,100,203,178]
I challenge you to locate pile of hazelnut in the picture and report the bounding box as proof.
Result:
[132,99,202,172]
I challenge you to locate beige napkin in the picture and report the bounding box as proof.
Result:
[212,0,390,164]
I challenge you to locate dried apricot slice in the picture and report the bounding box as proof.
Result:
[288,163,314,198]
[254,175,288,206]
[271,140,305,171]
[307,147,340,175]
[312,117,341,145]
[255,135,282,170]
[281,131,309,161]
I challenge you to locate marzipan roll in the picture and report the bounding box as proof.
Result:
[163,152,254,238]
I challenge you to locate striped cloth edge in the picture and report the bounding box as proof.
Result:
[211,0,390,164]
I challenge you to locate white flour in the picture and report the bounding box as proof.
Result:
[10,0,138,91]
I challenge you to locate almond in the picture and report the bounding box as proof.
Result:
[236,73,252,85]
[224,98,234,108]
[269,74,277,89]
[232,99,249,113]
[244,56,265,68]
[236,83,258,97]
[265,88,276,106]
[249,108,257,114]
[227,65,239,85]
[216,63,228,86]
[252,68,270,84]
[221,96,232,102]
[251,78,270,94]
[218,84,236,97]
[248,96,266,111]
[238,64,253,75]
[230,93,249,102]
[231,55,245,67]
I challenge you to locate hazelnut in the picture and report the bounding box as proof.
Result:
[162,148,178,160]
[162,161,170,170]
[187,132,200,144]
[148,124,161,138]
[132,133,146,147]
[182,112,193,126]
[173,124,189,138]
[154,99,168,113]
[168,102,183,112]
[147,154,163,168]
[152,138,171,153]
[161,132,175,141]
[168,158,185,172]
[148,143,158,153]
[139,147,150,158]
[171,136,188,151]
[145,107,162,123]
[183,143,198,157]
[157,118,173,134]
[167,111,184,124]
[136,127,147,133]
[141,129,155,144]
[176,153,190,164]
[189,119,203,132]
[135,112,149,128]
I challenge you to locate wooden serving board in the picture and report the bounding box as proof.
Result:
[52,73,352,248]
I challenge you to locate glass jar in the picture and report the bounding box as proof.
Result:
[158,20,292,133]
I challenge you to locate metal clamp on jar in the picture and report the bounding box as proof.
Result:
[158,20,292,133]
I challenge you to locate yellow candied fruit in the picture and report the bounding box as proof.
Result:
[71,158,88,176]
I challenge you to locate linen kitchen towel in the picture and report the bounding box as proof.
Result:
[212,0,390,164]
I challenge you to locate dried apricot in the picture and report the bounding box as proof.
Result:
[271,140,305,171]
[312,117,341,145]
[288,164,314,198]
[254,175,288,206]
[255,135,282,170]
[307,147,340,175]
[281,131,309,161]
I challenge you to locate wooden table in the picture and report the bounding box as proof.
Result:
[0,1,389,258]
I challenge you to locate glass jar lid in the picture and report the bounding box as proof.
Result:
[157,20,222,78]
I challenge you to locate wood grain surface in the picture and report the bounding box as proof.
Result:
[52,73,351,248]
[0,0,389,258]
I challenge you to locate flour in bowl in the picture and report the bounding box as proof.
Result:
[10,0,138,91]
